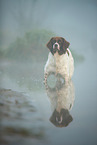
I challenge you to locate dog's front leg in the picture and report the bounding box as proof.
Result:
[44,72,48,85]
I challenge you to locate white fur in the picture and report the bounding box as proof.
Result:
[45,80,75,112]
[53,42,60,50]
[44,48,74,82]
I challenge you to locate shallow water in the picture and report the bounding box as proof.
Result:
[0,50,97,145]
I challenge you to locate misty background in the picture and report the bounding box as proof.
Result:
[0,0,97,62]
[0,0,97,145]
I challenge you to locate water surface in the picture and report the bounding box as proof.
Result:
[0,50,97,145]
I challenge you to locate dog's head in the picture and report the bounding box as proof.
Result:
[46,37,70,55]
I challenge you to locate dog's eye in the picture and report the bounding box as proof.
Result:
[58,40,61,43]
[53,40,56,44]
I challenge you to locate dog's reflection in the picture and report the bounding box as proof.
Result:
[44,73,75,127]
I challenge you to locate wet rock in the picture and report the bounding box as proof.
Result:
[0,88,44,144]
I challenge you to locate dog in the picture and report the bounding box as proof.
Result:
[44,37,74,83]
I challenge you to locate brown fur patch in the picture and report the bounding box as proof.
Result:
[46,37,70,55]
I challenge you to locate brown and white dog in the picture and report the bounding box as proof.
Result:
[44,37,74,83]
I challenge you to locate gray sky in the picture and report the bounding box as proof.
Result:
[0,0,97,52]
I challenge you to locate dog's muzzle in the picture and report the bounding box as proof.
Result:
[53,42,60,50]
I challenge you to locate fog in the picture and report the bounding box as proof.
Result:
[0,0,97,52]
[0,0,97,145]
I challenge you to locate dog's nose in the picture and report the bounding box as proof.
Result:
[55,44,58,47]
[53,42,60,50]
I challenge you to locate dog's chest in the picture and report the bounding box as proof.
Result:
[54,52,69,72]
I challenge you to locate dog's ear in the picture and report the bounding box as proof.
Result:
[61,37,70,53]
[46,37,53,50]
